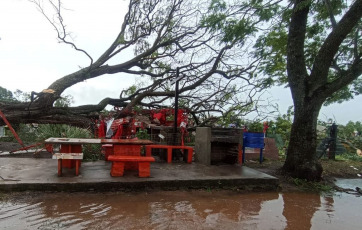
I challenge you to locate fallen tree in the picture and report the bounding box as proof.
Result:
[0,0,274,127]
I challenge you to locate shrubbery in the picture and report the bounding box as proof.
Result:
[5,124,102,161]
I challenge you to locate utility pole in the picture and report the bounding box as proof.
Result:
[173,68,180,133]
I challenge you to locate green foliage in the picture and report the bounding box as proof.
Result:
[0,87,74,107]
[136,128,150,140]
[166,114,174,121]
[53,95,74,107]
[338,121,362,151]
[82,144,103,161]
[34,124,92,142]
[336,153,362,162]
[338,121,362,138]
[324,85,357,106]
[124,85,138,96]
[248,121,264,132]
[255,0,361,105]
[12,124,40,144]
[268,108,293,149]
[217,111,243,128]
[13,89,30,102]
[14,124,102,161]
[217,107,292,155]
[201,0,279,44]
[0,87,31,103]
[5,124,100,160]
[254,29,288,82]
[292,178,333,192]
[118,34,126,44]
[0,86,16,102]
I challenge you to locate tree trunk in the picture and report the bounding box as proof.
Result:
[282,102,323,181]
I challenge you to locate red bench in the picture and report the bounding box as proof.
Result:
[145,145,193,163]
[101,144,113,161]
[108,155,155,177]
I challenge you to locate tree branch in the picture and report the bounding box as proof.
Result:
[29,0,94,66]
[309,0,362,96]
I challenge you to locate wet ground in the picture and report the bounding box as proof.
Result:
[0,186,361,230]
[1,142,361,229]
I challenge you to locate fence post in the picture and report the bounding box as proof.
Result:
[328,123,337,160]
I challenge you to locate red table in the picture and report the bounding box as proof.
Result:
[101,139,153,170]
[45,138,101,176]
[45,138,153,176]
[101,139,153,155]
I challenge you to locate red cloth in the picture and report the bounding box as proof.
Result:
[177,109,187,126]
[153,112,166,124]
[263,122,269,133]
[113,124,123,139]
[98,120,106,138]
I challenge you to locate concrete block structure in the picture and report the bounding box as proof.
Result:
[195,127,243,165]
[195,127,212,165]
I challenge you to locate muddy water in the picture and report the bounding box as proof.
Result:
[0,190,361,230]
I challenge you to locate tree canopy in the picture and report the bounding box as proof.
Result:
[255,0,362,105]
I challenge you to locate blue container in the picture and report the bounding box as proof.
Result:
[243,132,264,148]
[243,132,264,163]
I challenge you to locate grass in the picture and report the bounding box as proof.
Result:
[291,178,333,192]
[82,144,103,161]
[321,157,362,178]
[4,124,103,161]
[246,156,362,193]
[337,153,362,162]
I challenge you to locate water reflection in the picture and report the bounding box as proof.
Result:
[0,190,360,230]
[282,192,321,230]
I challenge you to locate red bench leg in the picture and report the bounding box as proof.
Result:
[111,162,125,177]
[238,144,243,165]
[186,149,193,164]
[75,160,80,176]
[138,162,151,177]
[58,159,62,176]
[167,147,172,163]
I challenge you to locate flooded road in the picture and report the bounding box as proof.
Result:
[0,188,361,230]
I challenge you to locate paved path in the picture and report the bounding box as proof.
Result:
[0,158,278,192]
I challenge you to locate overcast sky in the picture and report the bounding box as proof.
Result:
[1,0,361,125]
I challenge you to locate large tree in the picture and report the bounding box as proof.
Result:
[0,0,273,127]
[257,0,362,180]
[206,0,361,180]
[283,0,361,180]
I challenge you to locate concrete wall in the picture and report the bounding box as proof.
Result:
[195,127,211,165]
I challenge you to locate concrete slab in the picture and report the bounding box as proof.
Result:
[0,158,279,192]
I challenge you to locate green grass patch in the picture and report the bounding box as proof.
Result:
[336,153,362,162]
[291,178,333,192]
[83,144,103,161]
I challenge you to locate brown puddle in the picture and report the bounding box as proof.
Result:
[0,190,361,230]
